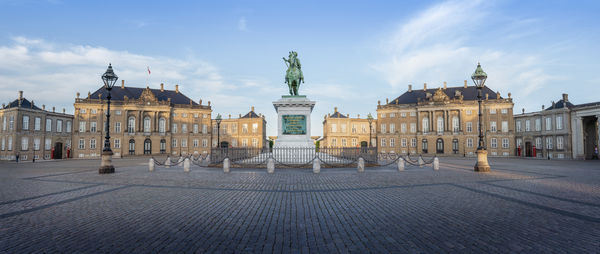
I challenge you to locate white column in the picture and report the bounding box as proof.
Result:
[571,116,583,159]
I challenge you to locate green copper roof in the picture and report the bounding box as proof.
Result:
[471,62,487,80]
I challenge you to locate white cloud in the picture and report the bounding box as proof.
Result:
[238,17,247,31]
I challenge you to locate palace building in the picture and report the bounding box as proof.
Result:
[211,107,267,148]
[377,81,515,156]
[0,91,73,161]
[321,107,376,148]
[72,81,212,158]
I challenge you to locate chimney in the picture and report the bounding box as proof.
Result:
[18,90,23,100]
[251,106,255,112]
[508,92,512,98]
[199,99,202,105]
[562,93,568,102]
[121,80,125,89]
[228,114,231,119]
[485,93,489,100]
[408,84,412,92]
[386,98,389,104]
[552,101,556,107]
[160,83,164,92]
[423,83,427,91]
[31,100,34,108]
[76,92,80,99]
[52,106,55,112]
[496,91,500,98]
[522,108,525,114]
[208,101,211,106]
[42,105,45,110]
[357,114,360,118]
[443,81,447,89]
[464,80,468,88]
[175,84,179,93]
[378,100,381,105]
[542,105,545,110]
[87,91,91,98]
[334,107,338,113]
[62,108,65,114]
[239,114,242,118]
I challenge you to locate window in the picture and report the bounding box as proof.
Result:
[436,138,444,153]
[78,139,85,149]
[546,137,553,149]
[252,123,258,133]
[90,122,97,132]
[556,116,563,130]
[182,113,187,118]
[437,117,444,133]
[172,139,177,147]
[202,139,208,147]
[452,139,459,153]
[422,118,429,133]
[410,123,416,133]
[242,139,248,147]
[491,138,498,148]
[129,139,135,155]
[79,121,86,132]
[400,112,406,117]
[557,136,564,150]
[252,138,258,147]
[380,138,386,147]
[466,110,472,115]
[490,109,496,114]
[33,138,40,151]
[115,122,121,133]
[380,124,386,134]
[516,139,522,148]
[400,123,406,133]
[242,124,248,134]
[156,118,164,133]
[390,113,396,118]
[21,137,29,150]
[172,123,178,134]
[128,117,136,133]
[2,116,5,130]
[57,120,63,132]
[466,122,473,132]
[467,138,473,148]
[535,138,542,149]
[66,121,72,132]
[389,123,396,133]
[422,139,428,153]
[516,121,522,132]
[181,139,187,148]
[115,110,121,115]
[90,139,96,149]
[351,124,357,134]
[452,117,459,132]
[34,117,41,130]
[45,138,51,150]
[338,124,345,133]
[194,113,199,118]
[144,117,151,132]
[502,121,508,133]
[535,118,541,131]
[22,115,29,130]
[388,138,394,147]
[351,138,357,147]
[7,136,12,150]
[232,124,237,133]
[114,139,120,149]
[91,109,97,114]
[525,120,531,131]
[502,138,509,149]
[1,137,4,150]
[203,114,207,118]
[545,117,552,131]
[144,139,151,154]
[9,116,14,130]
[340,138,347,147]
[202,124,207,134]
[411,138,416,148]
[410,111,416,117]
[193,139,199,147]
[501,109,508,114]
[193,124,199,134]
[490,122,497,132]
[381,113,386,118]
[182,124,188,133]
[401,138,407,147]
[160,139,166,153]
[46,118,52,132]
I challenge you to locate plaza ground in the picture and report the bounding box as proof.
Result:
[0,157,599,253]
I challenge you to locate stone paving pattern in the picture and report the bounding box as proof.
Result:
[0,157,599,253]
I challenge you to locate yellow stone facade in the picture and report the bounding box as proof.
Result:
[321,107,376,148]
[376,82,515,156]
[212,107,267,148]
[72,82,212,158]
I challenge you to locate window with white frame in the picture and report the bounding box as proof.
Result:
[401,123,407,133]
[501,109,508,114]
[437,117,444,133]
[144,117,151,132]
[172,123,178,133]
[114,139,120,149]
[56,120,63,132]
[22,115,30,130]
[466,122,473,132]
[467,138,473,148]
[546,137,553,149]
[525,120,531,131]
[182,124,188,133]
[490,138,497,148]
[90,122,97,132]
[90,139,96,149]
[351,124,357,134]
[557,136,564,150]
[202,139,208,147]
[202,124,207,134]
[545,117,552,131]
[193,139,199,147]
[79,121,86,132]
[331,138,337,147]
[466,110,472,115]
[91,109,97,114]
[535,137,542,149]
[342,138,347,146]
[361,124,366,133]
[390,113,395,118]
[502,138,509,148]
[1,137,4,150]
[242,139,248,147]
[66,121,71,132]
[252,123,258,133]
[115,122,121,133]
[380,138,386,147]
[411,138,416,147]
[45,138,51,150]
[9,116,14,130]
[502,121,508,133]
[516,139,522,148]
[380,124,386,134]
[410,111,416,117]
[410,123,416,133]
[516,121,522,132]
[252,138,258,147]
[128,117,136,133]
[33,138,40,151]
[193,124,199,134]
[535,118,541,131]
[388,138,394,147]
[46,118,52,132]
[422,118,429,133]
[232,124,237,133]
[78,139,84,149]
[115,110,121,115]
[556,115,563,130]
[351,138,357,147]
[172,139,177,147]
[401,138,407,147]
[452,117,459,132]
[400,112,406,117]
[181,139,187,147]
[34,117,41,131]
[490,108,496,114]
[2,116,5,131]
[242,124,248,134]
[380,113,386,118]
[490,121,497,132]
[7,136,12,150]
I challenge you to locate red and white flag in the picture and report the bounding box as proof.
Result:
[147,66,151,75]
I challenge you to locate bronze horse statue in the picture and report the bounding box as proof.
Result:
[283,51,304,96]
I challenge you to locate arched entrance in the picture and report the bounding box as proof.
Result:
[525,142,532,157]
[220,141,229,148]
[53,142,63,159]
[144,139,152,155]
[360,141,368,148]
[436,138,444,154]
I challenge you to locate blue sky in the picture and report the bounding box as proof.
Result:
[0,0,599,136]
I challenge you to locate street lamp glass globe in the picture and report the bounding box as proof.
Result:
[471,62,487,88]
[102,63,119,90]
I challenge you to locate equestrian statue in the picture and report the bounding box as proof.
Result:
[282,51,304,96]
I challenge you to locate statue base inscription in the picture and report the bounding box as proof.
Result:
[273,96,315,148]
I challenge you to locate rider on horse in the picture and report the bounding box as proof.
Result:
[283,51,304,96]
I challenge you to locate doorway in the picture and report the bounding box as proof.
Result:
[53,142,63,159]
[144,139,152,155]
[525,142,532,157]
[583,116,598,159]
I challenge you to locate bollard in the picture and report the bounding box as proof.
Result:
[178,156,184,165]
[267,158,275,174]
[149,158,155,172]
[418,156,424,168]
[397,157,405,171]
[205,154,211,166]
[223,158,230,173]
[184,158,191,172]
[433,157,439,170]
[357,158,365,173]
[313,159,321,174]
[165,156,171,168]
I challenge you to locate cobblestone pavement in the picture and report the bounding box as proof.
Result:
[0,157,599,253]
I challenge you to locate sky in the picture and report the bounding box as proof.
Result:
[0,0,599,136]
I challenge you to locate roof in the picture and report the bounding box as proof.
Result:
[388,85,500,105]
[329,111,348,118]
[3,98,42,110]
[545,99,575,110]
[241,111,260,118]
[573,101,600,109]
[89,86,198,105]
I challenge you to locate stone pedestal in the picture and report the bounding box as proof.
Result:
[474,149,491,172]
[99,150,115,174]
[273,95,316,148]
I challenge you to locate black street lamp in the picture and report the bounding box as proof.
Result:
[367,113,374,148]
[99,63,118,174]
[472,63,491,172]
[216,114,222,148]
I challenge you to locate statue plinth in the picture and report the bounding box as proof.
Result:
[273,95,315,148]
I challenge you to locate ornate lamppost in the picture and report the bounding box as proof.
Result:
[99,64,118,174]
[216,114,222,148]
[367,113,374,147]
[472,63,491,172]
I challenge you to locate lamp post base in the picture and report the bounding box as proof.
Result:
[474,148,491,172]
[99,150,115,174]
